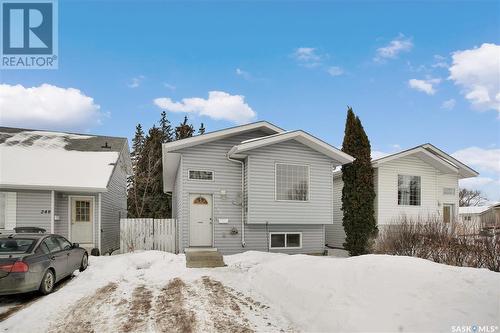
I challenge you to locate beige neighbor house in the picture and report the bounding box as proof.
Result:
[326,144,479,249]
[459,203,500,229]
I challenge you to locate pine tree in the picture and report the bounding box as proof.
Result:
[175,116,194,140]
[159,111,174,143]
[341,107,377,255]
[198,122,206,135]
[127,124,145,217]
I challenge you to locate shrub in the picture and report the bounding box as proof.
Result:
[374,216,500,272]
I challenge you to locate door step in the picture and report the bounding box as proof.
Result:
[186,250,225,268]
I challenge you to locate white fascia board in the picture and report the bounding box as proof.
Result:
[229,131,355,165]
[0,184,108,192]
[421,144,479,178]
[163,152,181,192]
[373,147,459,174]
[163,121,284,152]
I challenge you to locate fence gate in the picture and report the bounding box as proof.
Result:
[120,218,176,253]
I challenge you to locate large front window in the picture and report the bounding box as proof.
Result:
[398,175,421,206]
[275,163,309,201]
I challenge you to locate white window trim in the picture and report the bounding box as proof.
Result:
[443,187,456,195]
[67,195,95,245]
[187,169,215,182]
[269,232,303,249]
[274,162,310,202]
[397,174,421,207]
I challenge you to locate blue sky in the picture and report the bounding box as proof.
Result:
[1,0,499,200]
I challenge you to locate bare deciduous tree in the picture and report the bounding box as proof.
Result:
[459,188,487,207]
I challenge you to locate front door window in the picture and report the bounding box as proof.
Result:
[443,205,453,223]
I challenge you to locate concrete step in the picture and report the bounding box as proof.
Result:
[185,250,225,268]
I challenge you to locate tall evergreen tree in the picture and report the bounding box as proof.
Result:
[198,122,206,135]
[341,107,377,255]
[175,116,194,140]
[159,111,174,143]
[127,124,145,217]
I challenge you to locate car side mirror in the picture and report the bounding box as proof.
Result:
[72,243,79,248]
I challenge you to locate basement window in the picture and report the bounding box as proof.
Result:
[269,232,302,249]
[188,170,214,181]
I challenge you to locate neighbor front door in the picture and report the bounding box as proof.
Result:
[71,197,93,244]
[189,194,213,247]
[443,204,453,224]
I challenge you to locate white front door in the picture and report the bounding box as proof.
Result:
[71,197,93,244]
[189,194,213,247]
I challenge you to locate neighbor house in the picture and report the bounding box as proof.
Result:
[326,144,479,248]
[459,203,500,229]
[162,121,354,255]
[0,127,131,255]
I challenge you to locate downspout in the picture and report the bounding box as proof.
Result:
[226,154,246,247]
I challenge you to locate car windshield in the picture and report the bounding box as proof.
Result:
[0,238,36,253]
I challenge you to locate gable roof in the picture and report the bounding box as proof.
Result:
[0,127,131,192]
[162,121,283,152]
[372,144,478,179]
[228,130,354,165]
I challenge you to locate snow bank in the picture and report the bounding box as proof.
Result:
[1,251,498,333]
[223,252,500,332]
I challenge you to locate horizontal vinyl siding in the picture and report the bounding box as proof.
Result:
[325,177,345,248]
[177,130,270,254]
[54,192,98,245]
[247,140,334,225]
[244,224,325,254]
[377,156,440,225]
[101,154,128,254]
[16,190,51,231]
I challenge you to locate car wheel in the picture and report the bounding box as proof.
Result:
[39,270,55,295]
[79,253,88,272]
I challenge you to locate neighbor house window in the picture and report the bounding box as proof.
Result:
[188,170,214,181]
[443,188,455,195]
[398,175,421,206]
[275,163,309,201]
[269,232,302,249]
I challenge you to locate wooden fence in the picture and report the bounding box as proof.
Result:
[120,218,176,253]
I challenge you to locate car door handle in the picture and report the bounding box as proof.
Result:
[50,256,56,260]
[67,253,71,256]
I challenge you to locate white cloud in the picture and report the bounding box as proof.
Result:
[128,75,145,88]
[292,47,324,68]
[452,147,500,174]
[374,34,413,62]
[327,66,344,76]
[235,68,252,80]
[163,83,176,91]
[372,151,390,160]
[449,43,500,113]
[154,91,256,124]
[441,99,456,110]
[432,55,449,69]
[408,78,441,95]
[0,83,102,130]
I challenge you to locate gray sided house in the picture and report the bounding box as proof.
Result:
[162,121,354,255]
[0,127,132,255]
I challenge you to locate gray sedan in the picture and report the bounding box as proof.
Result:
[0,233,88,295]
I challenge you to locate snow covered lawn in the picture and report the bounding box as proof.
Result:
[0,251,498,332]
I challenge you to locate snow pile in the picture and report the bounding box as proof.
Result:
[223,252,500,332]
[0,130,119,190]
[1,251,498,333]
